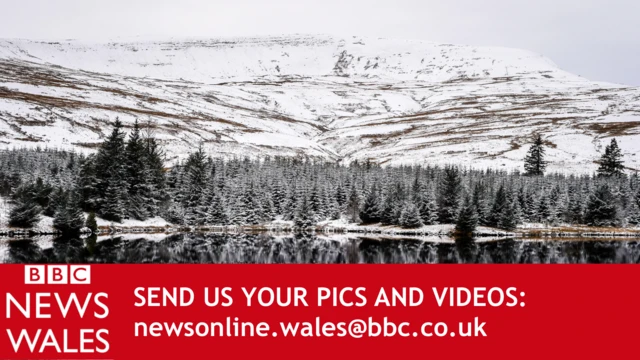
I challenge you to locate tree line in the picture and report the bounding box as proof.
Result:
[0,122,638,236]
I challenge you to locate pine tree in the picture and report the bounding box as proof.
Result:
[142,132,167,217]
[94,118,127,219]
[205,193,228,225]
[125,120,151,220]
[472,182,489,225]
[597,138,625,177]
[309,183,326,220]
[438,166,462,223]
[498,198,518,231]
[565,185,584,223]
[9,183,43,228]
[584,184,619,227]
[9,199,42,228]
[53,192,85,235]
[183,146,209,225]
[399,202,423,228]
[627,201,640,226]
[346,184,361,223]
[101,176,126,222]
[418,190,439,225]
[381,186,401,225]
[524,134,547,176]
[335,183,347,210]
[455,195,478,236]
[78,154,99,211]
[537,194,553,224]
[85,211,98,233]
[488,184,507,227]
[294,194,315,230]
[360,183,381,224]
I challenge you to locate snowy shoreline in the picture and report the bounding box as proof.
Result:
[2,218,640,239]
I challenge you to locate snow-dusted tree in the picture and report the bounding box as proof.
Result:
[360,183,381,224]
[472,182,489,225]
[584,183,619,227]
[565,185,584,223]
[125,120,159,220]
[9,184,42,228]
[182,146,209,225]
[399,202,423,228]
[627,201,640,226]
[346,184,361,223]
[94,119,128,221]
[53,191,85,235]
[335,183,347,210]
[597,138,625,177]
[524,134,547,176]
[438,166,462,223]
[456,195,478,236]
[498,198,518,231]
[85,211,98,233]
[488,184,507,227]
[294,194,315,230]
[418,190,439,225]
[205,193,228,225]
[309,183,326,220]
[536,193,553,224]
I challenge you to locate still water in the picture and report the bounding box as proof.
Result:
[2,233,639,264]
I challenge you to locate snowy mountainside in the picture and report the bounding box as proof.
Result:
[0,35,639,172]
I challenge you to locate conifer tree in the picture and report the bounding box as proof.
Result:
[565,185,584,223]
[294,194,315,230]
[77,154,99,211]
[346,184,361,223]
[455,195,478,236]
[438,166,462,223]
[360,183,381,224]
[183,146,209,225]
[399,202,423,228]
[125,120,151,220]
[335,183,347,210]
[53,192,85,235]
[142,129,167,217]
[205,193,228,225]
[9,196,42,228]
[524,134,547,176]
[309,183,326,219]
[627,201,640,226]
[489,184,507,227]
[585,184,619,227]
[418,190,439,225]
[85,211,98,233]
[537,194,553,224]
[597,138,625,177]
[94,119,127,221]
[498,198,518,231]
[472,182,489,225]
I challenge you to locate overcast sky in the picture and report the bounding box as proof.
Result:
[1,0,638,85]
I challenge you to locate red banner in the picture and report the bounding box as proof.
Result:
[1,265,638,359]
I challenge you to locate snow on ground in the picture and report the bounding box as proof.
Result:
[95,216,171,228]
[0,196,57,233]
[96,233,169,243]
[0,35,638,173]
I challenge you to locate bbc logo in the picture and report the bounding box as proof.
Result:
[25,265,91,285]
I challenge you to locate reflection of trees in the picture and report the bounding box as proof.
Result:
[7,239,47,263]
[4,235,640,264]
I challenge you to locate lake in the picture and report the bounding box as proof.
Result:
[1,233,639,264]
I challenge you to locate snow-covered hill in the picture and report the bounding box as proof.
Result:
[0,34,639,172]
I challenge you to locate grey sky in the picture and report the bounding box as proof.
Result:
[1,0,638,85]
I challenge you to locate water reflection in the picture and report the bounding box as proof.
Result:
[1,233,639,264]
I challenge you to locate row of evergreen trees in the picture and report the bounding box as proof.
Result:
[1,122,638,235]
